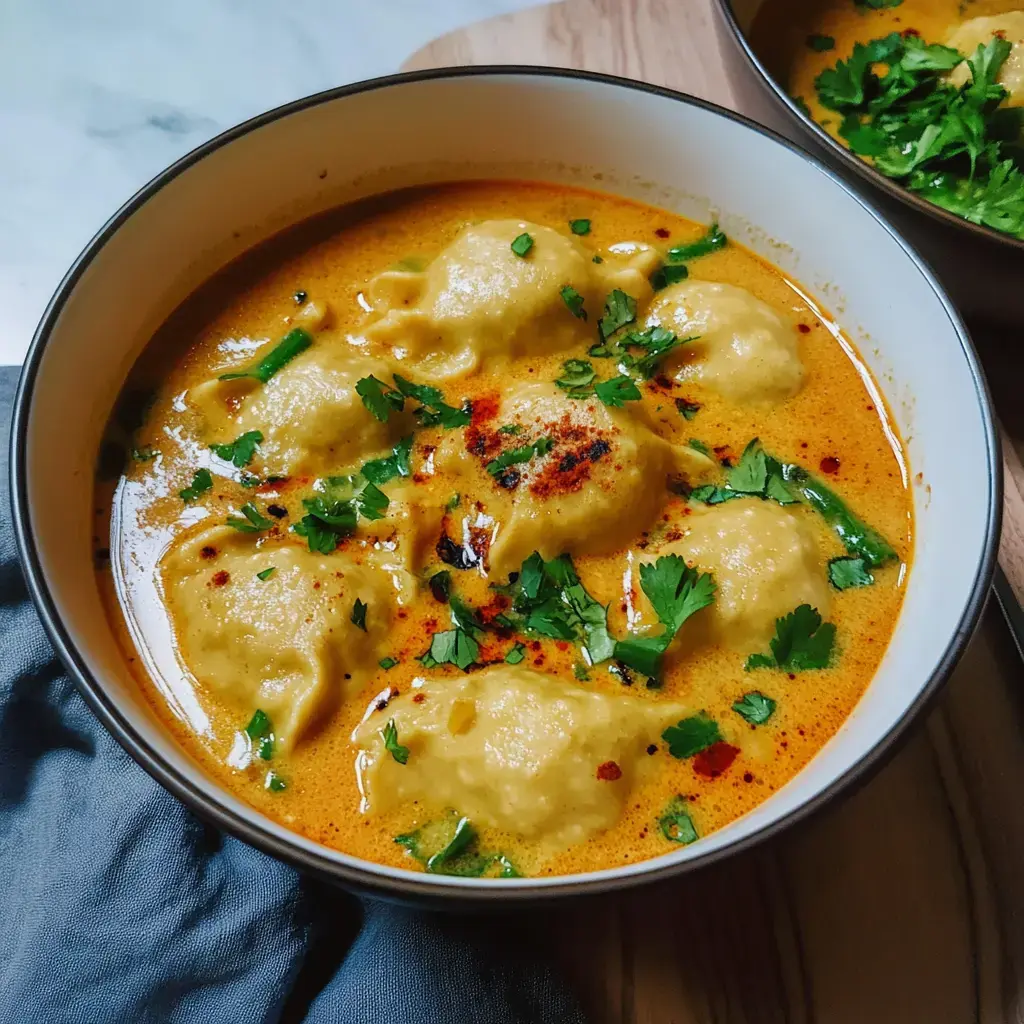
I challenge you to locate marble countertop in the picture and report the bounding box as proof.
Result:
[0,0,538,366]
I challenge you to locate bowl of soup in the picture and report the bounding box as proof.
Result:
[713,0,1024,324]
[10,69,999,901]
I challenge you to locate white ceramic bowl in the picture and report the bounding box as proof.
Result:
[10,69,1000,902]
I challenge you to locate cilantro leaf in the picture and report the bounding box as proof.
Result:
[179,468,213,503]
[555,359,597,395]
[854,0,902,8]
[381,719,409,764]
[226,502,274,533]
[395,812,518,877]
[256,567,276,581]
[732,691,777,725]
[599,289,637,339]
[569,218,591,235]
[486,437,553,476]
[392,374,471,429]
[640,555,716,634]
[361,435,414,486]
[667,223,727,263]
[356,375,405,422]
[807,34,835,51]
[351,598,368,631]
[218,328,312,383]
[688,438,711,456]
[662,712,721,759]
[497,424,523,435]
[594,374,642,407]
[675,397,701,420]
[649,263,689,291]
[379,656,399,670]
[612,634,671,678]
[828,555,875,589]
[560,285,587,320]
[292,494,358,553]
[658,795,698,844]
[504,642,527,665]
[245,709,274,761]
[265,771,287,792]
[210,430,263,468]
[511,232,534,257]
[746,604,836,671]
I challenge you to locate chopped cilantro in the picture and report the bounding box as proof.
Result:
[361,435,414,486]
[569,218,591,235]
[504,642,527,665]
[510,232,534,257]
[649,263,689,291]
[445,492,461,512]
[555,359,598,395]
[265,771,287,792]
[245,709,274,760]
[179,468,213,503]
[351,598,368,631]
[829,555,875,589]
[658,795,698,844]
[219,327,312,383]
[667,223,727,263]
[732,691,777,725]
[256,567,276,581]
[573,662,590,681]
[381,718,409,764]
[379,656,399,670]
[428,569,452,603]
[594,374,642,407]
[746,604,836,671]
[854,0,902,8]
[688,438,711,456]
[807,34,835,51]
[210,429,263,468]
[291,495,358,554]
[497,424,523,435]
[675,397,701,420]
[356,375,405,422]
[395,812,518,877]
[599,289,637,339]
[662,712,721,759]
[419,629,479,670]
[592,254,604,264]
[560,285,588,320]
[486,437,554,476]
[226,501,273,533]
[131,446,159,462]
[392,374,471,429]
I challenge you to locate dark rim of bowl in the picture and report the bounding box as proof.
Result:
[713,0,1024,254]
[9,65,1002,903]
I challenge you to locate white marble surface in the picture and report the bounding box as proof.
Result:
[0,0,539,366]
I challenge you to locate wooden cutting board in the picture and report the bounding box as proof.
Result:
[404,4,1024,1023]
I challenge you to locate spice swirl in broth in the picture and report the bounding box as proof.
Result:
[95,181,912,878]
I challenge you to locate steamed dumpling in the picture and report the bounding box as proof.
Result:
[353,665,686,847]
[190,345,412,478]
[436,382,714,577]
[641,499,829,650]
[645,280,804,403]
[161,525,414,748]
[363,220,602,380]
[948,13,1024,104]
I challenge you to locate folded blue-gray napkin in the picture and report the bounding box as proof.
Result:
[0,365,586,1024]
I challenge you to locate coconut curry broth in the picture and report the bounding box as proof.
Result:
[95,181,911,878]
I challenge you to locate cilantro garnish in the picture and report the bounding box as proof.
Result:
[256,567,276,581]
[351,598,368,631]
[675,397,701,420]
[395,813,520,877]
[381,718,409,764]
[807,34,835,51]
[688,438,711,456]
[599,289,638,339]
[658,795,698,844]
[393,374,471,429]
[497,424,523,435]
[291,492,360,553]
[828,556,875,589]
[560,285,588,320]
[590,324,692,380]
[667,223,727,263]
[505,642,527,665]
[649,263,689,291]
[662,712,721,759]
[265,772,287,792]
[854,0,902,8]
[510,232,534,257]
[732,691,777,725]
[245,709,274,760]
[356,375,405,422]
[555,359,598,395]
[613,556,715,678]
[379,656,399,670]
[179,468,213,503]
[361,435,414,486]
[486,437,554,477]
[219,328,312,383]
[428,570,452,603]
[746,604,836,672]
[131,446,159,462]
[226,501,273,533]
[816,32,1024,238]
[418,594,486,671]
[569,218,591,235]
[210,430,263,468]
[445,493,461,512]
[594,375,642,407]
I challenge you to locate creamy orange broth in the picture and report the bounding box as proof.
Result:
[751,0,1023,141]
[94,181,911,878]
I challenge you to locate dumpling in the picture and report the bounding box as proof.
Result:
[161,525,414,748]
[947,14,1024,105]
[363,220,602,380]
[645,280,804,403]
[434,382,714,577]
[353,665,686,847]
[190,344,412,478]
[639,499,829,650]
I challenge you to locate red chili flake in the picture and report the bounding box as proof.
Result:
[819,456,840,474]
[596,761,623,781]
[692,741,739,779]
[211,570,230,587]
[533,655,545,666]
[743,771,754,783]
[465,426,500,458]
[313,581,321,590]
[412,693,426,704]
[901,26,919,36]
[555,641,570,652]
[397,609,408,620]
[797,323,811,334]
[470,394,500,426]
[654,227,671,238]
[200,546,217,559]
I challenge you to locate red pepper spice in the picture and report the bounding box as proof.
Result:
[596,761,623,781]
[211,570,230,587]
[692,742,739,779]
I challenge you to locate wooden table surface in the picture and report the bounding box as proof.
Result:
[404,3,1024,1022]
